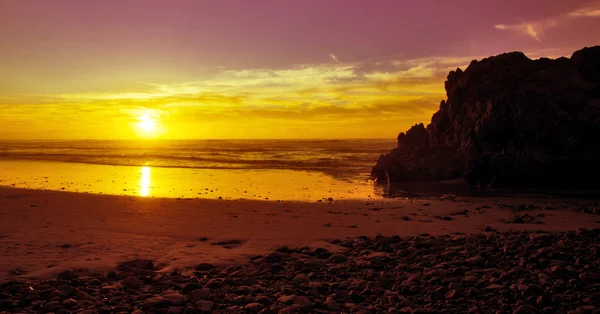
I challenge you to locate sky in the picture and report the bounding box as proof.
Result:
[1,0,599,139]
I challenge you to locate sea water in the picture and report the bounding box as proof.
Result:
[0,139,396,200]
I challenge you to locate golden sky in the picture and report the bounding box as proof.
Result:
[1,0,599,139]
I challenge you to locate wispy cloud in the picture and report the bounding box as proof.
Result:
[494,1,600,41]
[330,54,343,64]
[568,5,600,17]
[495,23,547,42]
[0,50,571,139]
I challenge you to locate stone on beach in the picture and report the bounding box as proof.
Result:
[3,229,600,313]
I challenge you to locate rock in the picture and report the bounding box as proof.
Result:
[57,270,79,280]
[513,305,538,314]
[292,274,310,284]
[183,307,198,314]
[255,295,273,305]
[5,230,600,313]
[232,295,246,305]
[61,298,78,308]
[324,299,341,311]
[485,284,505,290]
[580,272,600,283]
[406,274,421,282]
[371,45,600,190]
[163,293,186,305]
[58,284,77,297]
[188,289,212,303]
[445,289,459,299]
[465,255,485,266]
[206,278,223,288]
[183,283,201,293]
[85,279,101,286]
[440,194,457,201]
[522,284,544,297]
[329,254,348,263]
[195,263,217,271]
[313,248,332,258]
[123,276,144,289]
[143,296,171,309]
[279,304,302,313]
[119,259,155,270]
[293,296,313,311]
[277,295,297,304]
[107,270,117,279]
[194,300,214,312]
[44,300,62,312]
[167,306,183,314]
[589,293,600,304]
[0,299,12,310]
[244,302,264,312]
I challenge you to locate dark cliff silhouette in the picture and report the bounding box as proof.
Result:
[372,46,600,189]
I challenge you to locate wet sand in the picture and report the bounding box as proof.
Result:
[0,159,380,201]
[1,187,599,282]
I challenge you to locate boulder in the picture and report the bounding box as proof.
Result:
[372,46,600,189]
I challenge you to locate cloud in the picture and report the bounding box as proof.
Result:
[0,48,571,139]
[568,5,600,17]
[494,1,600,41]
[494,18,561,42]
[330,54,342,64]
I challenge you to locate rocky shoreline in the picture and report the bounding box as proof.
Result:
[372,45,600,189]
[3,229,600,314]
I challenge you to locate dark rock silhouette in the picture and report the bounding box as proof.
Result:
[372,46,600,189]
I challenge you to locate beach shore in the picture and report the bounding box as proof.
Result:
[1,187,598,282]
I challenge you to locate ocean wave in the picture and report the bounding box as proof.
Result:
[0,151,372,170]
[0,139,395,179]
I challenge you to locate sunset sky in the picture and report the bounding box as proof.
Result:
[1,0,599,139]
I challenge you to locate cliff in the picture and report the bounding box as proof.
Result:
[372,46,600,189]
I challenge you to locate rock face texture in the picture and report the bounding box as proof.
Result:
[372,46,600,189]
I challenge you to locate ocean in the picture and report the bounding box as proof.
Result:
[0,139,397,200]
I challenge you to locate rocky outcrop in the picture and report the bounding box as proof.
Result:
[372,46,600,189]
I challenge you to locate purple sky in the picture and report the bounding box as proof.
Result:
[1,0,599,138]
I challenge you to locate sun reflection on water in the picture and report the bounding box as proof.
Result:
[140,166,151,196]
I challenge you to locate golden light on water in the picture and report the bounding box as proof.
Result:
[139,166,151,196]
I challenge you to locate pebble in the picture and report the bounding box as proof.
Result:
[277,295,297,304]
[188,289,212,303]
[143,296,171,309]
[329,254,348,263]
[522,284,544,297]
[324,299,341,311]
[163,292,186,305]
[2,230,600,313]
[195,263,217,271]
[293,296,313,311]
[123,276,144,289]
[194,300,214,312]
[183,306,198,314]
[244,302,264,312]
[465,255,485,266]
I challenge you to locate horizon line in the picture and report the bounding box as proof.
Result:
[0,137,397,141]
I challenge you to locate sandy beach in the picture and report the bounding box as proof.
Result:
[1,188,600,313]
[2,187,598,282]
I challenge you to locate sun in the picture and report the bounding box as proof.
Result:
[131,111,166,138]
[137,114,155,133]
